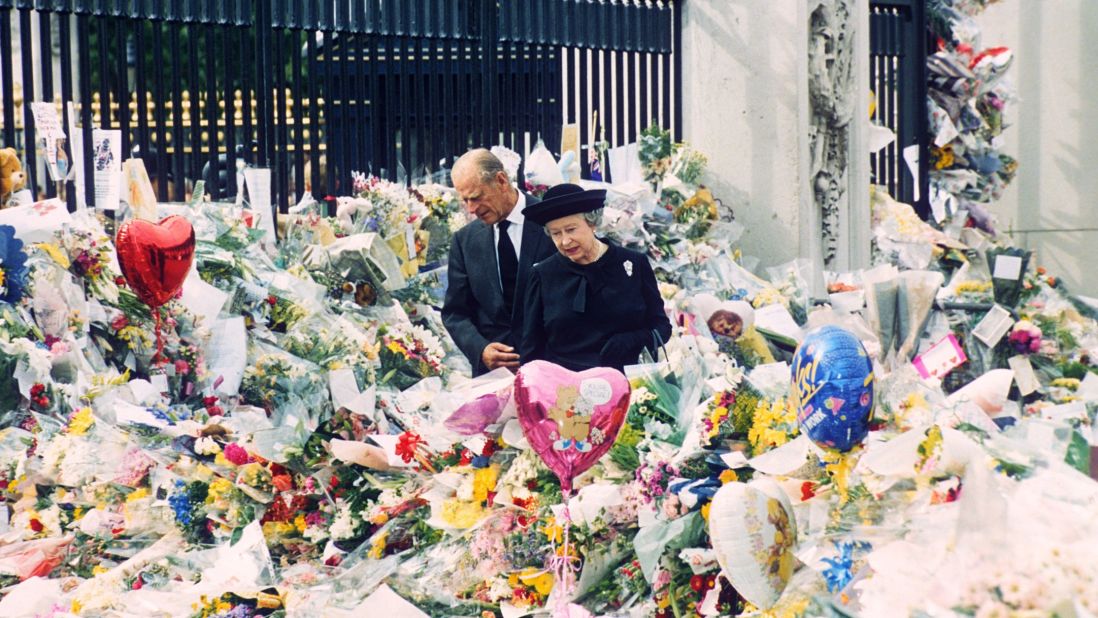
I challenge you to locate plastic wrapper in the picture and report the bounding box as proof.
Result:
[895,271,946,361]
[524,139,565,189]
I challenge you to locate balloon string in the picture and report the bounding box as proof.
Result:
[151,307,165,365]
[550,488,580,617]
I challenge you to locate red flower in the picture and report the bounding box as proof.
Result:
[30,384,45,398]
[223,443,251,465]
[800,481,817,501]
[395,432,424,464]
[272,474,294,493]
[132,577,143,590]
[689,574,705,593]
[29,518,43,532]
[267,295,278,306]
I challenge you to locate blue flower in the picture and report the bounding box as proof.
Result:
[0,225,28,304]
[821,541,856,592]
[168,481,193,525]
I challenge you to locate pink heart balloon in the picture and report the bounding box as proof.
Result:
[515,361,631,494]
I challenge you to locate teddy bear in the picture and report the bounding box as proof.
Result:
[0,148,27,207]
[547,385,593,453]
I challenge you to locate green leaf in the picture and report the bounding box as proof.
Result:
[1064,429,1091,476]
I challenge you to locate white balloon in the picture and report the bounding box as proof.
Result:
[708,479,797,609]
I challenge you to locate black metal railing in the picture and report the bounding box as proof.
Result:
[0,0,681,214]
[869,0,928,217]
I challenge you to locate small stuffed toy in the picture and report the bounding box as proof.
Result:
[0,148,27,207]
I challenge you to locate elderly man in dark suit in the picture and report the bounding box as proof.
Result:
[443,149,556,375]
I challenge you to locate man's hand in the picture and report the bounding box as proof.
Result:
[482,342,520,371]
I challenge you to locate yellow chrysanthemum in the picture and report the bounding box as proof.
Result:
[68,407,95,436]
[516,568,555,597]
[368,531,388,560]
[542,516,563,544]
[472,464,499,503]
[440,499,485,529]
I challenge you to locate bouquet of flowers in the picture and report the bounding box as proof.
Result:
[377,323,446,391]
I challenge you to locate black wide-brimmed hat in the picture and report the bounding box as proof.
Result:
[523,183,607,226]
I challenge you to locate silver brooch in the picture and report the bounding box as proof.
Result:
[624,261,633,277]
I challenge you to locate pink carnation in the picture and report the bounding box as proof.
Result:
[223,443,251,465]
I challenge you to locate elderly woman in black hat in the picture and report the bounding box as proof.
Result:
[520,183,672,372]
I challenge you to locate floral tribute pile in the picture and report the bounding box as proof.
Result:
[1,120,1098,617]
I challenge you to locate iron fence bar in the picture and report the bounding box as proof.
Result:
[205,20,219,199]
[134,18,151,198]
[238,12,252,170]
[115,16,130,157]
[187,23,201,193]
[292,27,305,201]
[366,32,381,178]
[0,8,14,149]
[18,7,37,195]
[37,10,55,197]
[152,14,167,202]
[58,11,75,209]
[667,0,676,138]
[383,35,395,179]
[305,25,320,195]
[169,20,183,198]
[547,46,561,152]
[223,22,236,202]
[77,12,93,205]
[272,25,287,211]
[398,33,409,176]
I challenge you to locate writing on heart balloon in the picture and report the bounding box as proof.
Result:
[515,360,630,494]
[791,325,875,452]
[709,478,797,609]
[115,215,196,308]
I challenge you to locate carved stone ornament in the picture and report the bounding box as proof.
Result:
[807,0,856,267]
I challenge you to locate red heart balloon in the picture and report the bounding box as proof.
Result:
[116,216,196,308]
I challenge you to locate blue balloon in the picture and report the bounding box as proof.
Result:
[790,325,875,452]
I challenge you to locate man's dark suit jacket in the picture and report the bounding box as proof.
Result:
[442,195,555,375]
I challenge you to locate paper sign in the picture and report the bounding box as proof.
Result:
[754,303,804,343]
[1007,355,1041,396]
[972,304,1014,348]
[207,317,247,395]
[31,102,68,181]
[244,167,276,250]
[992,255,1023,281]
[30,102,64,138]
[122,158,158,220]
[903,144,921,202]
[90,130,122,210]
[912,333,966,380]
